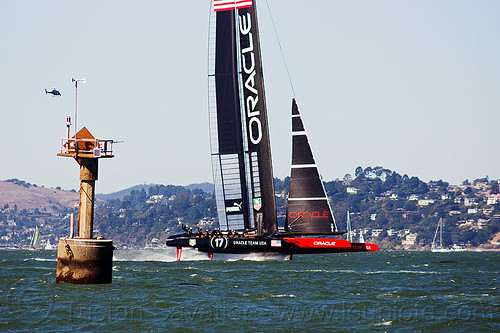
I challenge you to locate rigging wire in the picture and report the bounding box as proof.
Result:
[264,0,296,98]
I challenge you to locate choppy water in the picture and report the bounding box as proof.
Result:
[1,248,498,332]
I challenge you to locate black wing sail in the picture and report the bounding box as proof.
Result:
[237,3,277,235]
[209,8,250,231]
[209,0,277,234]
[285,99,339,234]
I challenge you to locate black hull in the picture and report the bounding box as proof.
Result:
[166,234,379,258]
[167,236,277,254]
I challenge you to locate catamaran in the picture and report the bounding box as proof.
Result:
[166,0,378,259]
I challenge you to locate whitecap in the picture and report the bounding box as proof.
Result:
[365,270,439,275]
[223,252,287,261]
[374,320,393,326]
[113,248,209,262]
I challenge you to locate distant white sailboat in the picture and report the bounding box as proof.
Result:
[30,226,41,250]
[359,230,365,244]
[44,239,55,250]
[346,211,353,243]
[431,218,466,252]
[431,218,449,252]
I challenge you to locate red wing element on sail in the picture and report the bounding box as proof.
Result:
[214,0,253,12]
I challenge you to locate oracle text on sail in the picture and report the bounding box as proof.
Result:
[239,12,262,146]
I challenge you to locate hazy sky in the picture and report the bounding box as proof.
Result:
[1,0,499,194]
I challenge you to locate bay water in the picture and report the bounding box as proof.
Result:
[1,249,498,332]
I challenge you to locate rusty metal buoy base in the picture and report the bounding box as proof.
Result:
[56,238,114,284]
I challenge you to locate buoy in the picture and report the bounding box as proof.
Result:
[56,238,114,284]
[56,126,115,284]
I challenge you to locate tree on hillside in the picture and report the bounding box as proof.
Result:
[355,166,364,179]
[172,190,191,213]
[343,174,352,183]
[274,177,290,194]
[490,182,499,194]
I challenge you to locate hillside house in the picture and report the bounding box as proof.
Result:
[346,187,359,195]
[402,233,418,246]
[487,195,499,205]
[464,198,476,206]
[468,208,479,214]
[418,199,435,206]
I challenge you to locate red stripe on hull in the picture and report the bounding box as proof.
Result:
[283,238,351,249]
[350,242,379,252]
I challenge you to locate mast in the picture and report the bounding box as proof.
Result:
[346,211,352,242]
[209,0,277,234]
[432,218,442,249]
[439,218,443,248]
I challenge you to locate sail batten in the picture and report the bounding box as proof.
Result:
[291,164,317,168]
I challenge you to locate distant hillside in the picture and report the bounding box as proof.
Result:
[96,182,214,201]
[0,179,214,208]
[96,184,160,201]
[184,182,214,194]
[0,179,78,213]
[1,170,499,250]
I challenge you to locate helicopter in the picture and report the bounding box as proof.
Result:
[45,88,61,96]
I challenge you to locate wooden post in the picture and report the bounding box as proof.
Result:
[78,157,98,238]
